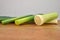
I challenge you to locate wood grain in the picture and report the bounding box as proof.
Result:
[0,21,60,40]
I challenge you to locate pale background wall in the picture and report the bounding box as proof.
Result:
[0,0,60,19]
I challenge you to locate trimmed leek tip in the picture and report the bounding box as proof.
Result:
[15,16,34,25]
[34,12,58,25]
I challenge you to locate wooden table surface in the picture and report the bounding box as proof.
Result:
[0,21,60,40]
